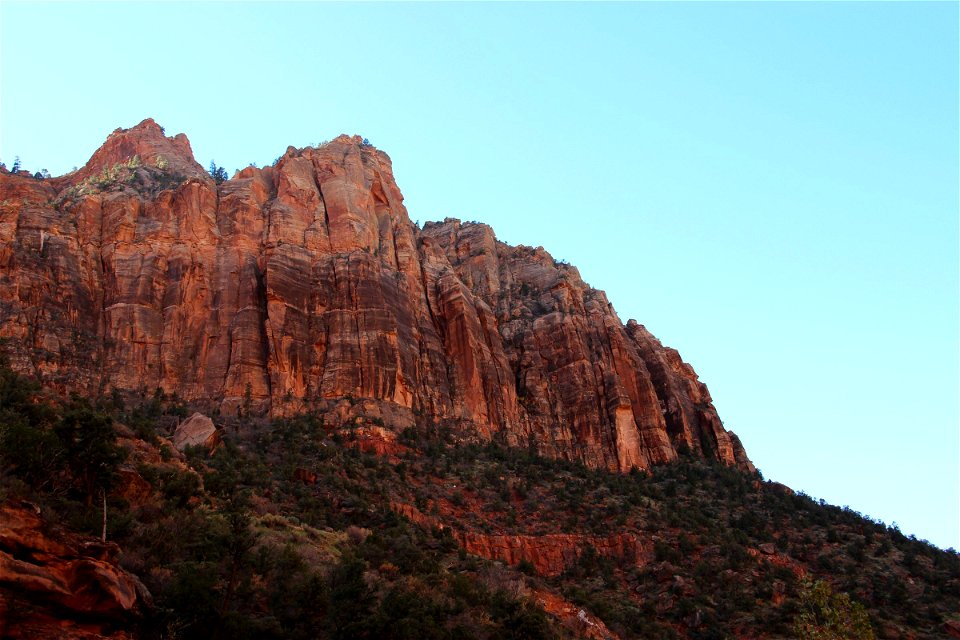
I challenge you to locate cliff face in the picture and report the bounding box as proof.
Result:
[0,119,751,472]
[392,501,652,579]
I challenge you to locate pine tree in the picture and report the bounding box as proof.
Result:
[209,160,228,185]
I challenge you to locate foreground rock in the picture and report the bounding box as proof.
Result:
[0,501,151,639]
[0,119,752,473]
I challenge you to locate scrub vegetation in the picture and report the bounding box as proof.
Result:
[0,360,957,639]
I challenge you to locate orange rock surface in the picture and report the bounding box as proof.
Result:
[456,531,652,578]
[531,587,622,640]
[0,119,751,473]
[392,501,651,578]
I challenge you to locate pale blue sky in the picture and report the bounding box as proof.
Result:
[2,2,957,549]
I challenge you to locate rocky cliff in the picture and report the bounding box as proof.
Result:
[392,501,653,578]
[0,118,751,473]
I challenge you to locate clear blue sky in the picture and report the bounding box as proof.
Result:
[2,2,957,549]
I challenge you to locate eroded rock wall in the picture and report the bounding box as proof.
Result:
[0,119,751,472]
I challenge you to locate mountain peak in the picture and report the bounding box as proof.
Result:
[71,118,206,183]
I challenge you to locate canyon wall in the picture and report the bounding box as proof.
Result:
[0,119,751,472]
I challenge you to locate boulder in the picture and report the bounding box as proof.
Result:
[171,412,218,452]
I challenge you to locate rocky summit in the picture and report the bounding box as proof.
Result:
[0,118,750,474]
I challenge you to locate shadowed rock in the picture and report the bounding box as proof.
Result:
[0,501,151,639]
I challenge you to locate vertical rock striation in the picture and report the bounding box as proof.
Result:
[0,119,752,472]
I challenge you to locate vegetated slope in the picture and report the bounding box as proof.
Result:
[0,118,750,475]
[1,366,957,640]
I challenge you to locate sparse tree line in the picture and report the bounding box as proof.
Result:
[1,156,51,180]
[2,138,378,186]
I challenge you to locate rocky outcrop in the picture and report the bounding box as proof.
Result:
[531,588,622,640]
[0,119,751,472]
[391,502,651,577]
[171,412,219,452]
[0,501,150,639]
[457,531,652,578]
[626,322,754,471]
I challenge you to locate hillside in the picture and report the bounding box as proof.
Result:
[0,368,957,639]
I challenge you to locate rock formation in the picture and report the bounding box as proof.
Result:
[393,500,652,578]
[171,412,219,452]
[0,118,751,473]
[0,501,151,639]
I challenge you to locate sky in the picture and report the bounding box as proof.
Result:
[1,2,957,549]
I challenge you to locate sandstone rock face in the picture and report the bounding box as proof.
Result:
[391,501,652,578]
[0,501,150,639]
[0,119,751,472]
[531,588,622,640]
[456,531,651,578]
[171,412,218,451]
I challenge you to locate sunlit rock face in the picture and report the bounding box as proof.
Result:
[0,119,751,473]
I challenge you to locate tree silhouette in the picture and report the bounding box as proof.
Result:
[54,397,126,506]
[208,160,228,185]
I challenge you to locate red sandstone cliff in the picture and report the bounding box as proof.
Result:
[0,119,752,473]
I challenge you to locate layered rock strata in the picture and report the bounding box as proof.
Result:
[392,502,651,579]
[0,119,751,472]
